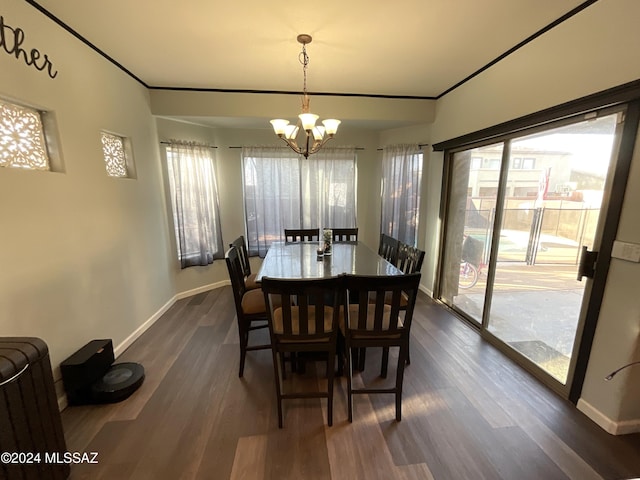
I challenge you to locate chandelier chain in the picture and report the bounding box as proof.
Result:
[299,44,309,95]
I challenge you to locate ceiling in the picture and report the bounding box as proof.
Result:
[29,1,594,131]
[31,0,593,99]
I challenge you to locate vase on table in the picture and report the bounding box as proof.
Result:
[323,228,333,255]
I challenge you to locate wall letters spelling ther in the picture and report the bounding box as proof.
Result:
[1,15,58,79]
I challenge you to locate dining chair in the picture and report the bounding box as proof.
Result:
[229,235,259,290]
[331,227,359,242]
[396,242,426,275]
[261,275,345,428]
[378,233,400,265]
[284,228,320,242]
[353,233,400,371]
[380,241,426,371]
[342,273,421,422]
[225,246,271,377]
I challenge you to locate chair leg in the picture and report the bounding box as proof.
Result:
[327,346,336,427]
[297,355,306,374]
[395,341,408,422]
[271,346,284,428]
[382,340,410,377]
[280,352,287,379]
[238,323,248,378]
[381,347,389,378]
[346,346,354,423]
[358,347,366,371]
[337,334,344,377]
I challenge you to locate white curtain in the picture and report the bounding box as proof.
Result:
[380,144,423,246]
[242,146,357,257]
[166,141,224,268]
[243,147,301,257]
[302,147,357,230]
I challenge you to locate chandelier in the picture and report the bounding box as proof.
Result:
[270,34,340,158]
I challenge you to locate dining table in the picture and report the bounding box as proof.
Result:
[255,240,403,282]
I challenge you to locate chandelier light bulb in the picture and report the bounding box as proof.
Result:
[313,126,325,141]
[322,119,341,136]
[299,113,319,131]
[270,119,289,136]
[284,124,299,139]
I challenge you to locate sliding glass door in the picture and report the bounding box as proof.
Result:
[439,143,503,326]
[438,108,625,392]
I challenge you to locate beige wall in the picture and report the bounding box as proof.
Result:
[432,0,640,144]
[0,1,174,385]
[431,0,640,431]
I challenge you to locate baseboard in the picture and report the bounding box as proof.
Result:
[419,284,433,298]
[175,280,230,300]
[114,280,230,357]
[57,280,230,410]
[577,398,640,435]
[113,295,178,358]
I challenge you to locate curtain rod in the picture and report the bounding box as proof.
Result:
[159,142,427,150]
[160,141,217,149]
[227,146,365,150]
[377,143,429,151]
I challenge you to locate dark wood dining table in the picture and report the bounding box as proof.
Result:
[256,241,403,282]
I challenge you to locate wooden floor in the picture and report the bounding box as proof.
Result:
[62,286,640,479]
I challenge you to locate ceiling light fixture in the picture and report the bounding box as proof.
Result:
[270,34,340,158]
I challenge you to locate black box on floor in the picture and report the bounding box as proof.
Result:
[61,339,114,405]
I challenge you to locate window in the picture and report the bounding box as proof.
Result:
[482,158,501,169]
[101,131,132,177]
[165,141,224,268]
[242,146,357,257]
[380,144,423,246]
[511,157,536,169]
[0,98,50,170]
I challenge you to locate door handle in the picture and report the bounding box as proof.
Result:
[577,246,598,281]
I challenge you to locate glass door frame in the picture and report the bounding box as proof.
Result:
[434,98,640,401]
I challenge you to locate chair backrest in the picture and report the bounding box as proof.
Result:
[225,247,248,311]
[378,233,399,265]
[284,228,320,242]
[229,235,251,277]
[261,276,344,341]
[331,228,358,242]
[396,242,425,274]
[344,273,421,335]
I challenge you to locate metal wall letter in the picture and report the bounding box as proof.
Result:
[0,15,58,79]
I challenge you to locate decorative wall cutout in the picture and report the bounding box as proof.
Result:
[101,132,128,177]
[0,99,50,170]
[0,14,58,79]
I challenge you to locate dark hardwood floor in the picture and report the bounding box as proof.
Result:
[62,286,640,479]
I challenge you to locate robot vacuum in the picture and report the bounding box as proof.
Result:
[90,362,145,404]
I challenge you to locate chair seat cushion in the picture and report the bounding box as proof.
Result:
[241,288,267,315]
[244,273,260,291]
[273,306,334,338]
